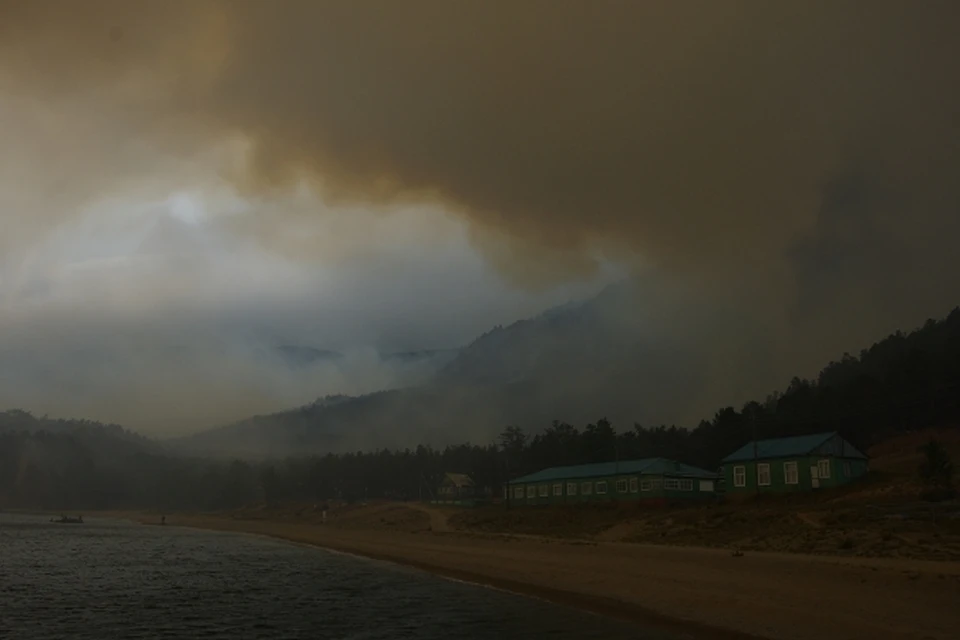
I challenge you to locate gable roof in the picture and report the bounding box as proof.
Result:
[442,472,474,487]
[722,431,867,463]
[507,458,717,485]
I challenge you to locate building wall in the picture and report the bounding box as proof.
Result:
[722,456,869,494]
[508,473,716,506]
[438,481,475,499]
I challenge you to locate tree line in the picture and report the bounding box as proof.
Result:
[1,307,959,511]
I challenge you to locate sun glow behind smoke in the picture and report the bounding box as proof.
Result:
[0,180,616,434]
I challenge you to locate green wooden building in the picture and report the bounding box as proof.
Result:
[721,432,868,495]
[505,458,718,506]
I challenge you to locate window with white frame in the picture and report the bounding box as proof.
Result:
[640,479,651,491]
[783,461,799,485]
[526,485,536,498]
[514,486,524,499]
[616,478,628,493]
[567,482,578,496]
[679,479,693,491]
[733,466,746,487]
[629,477,639,493]
[757,463,771,486]
[596,481,608,494]
[817,459,831,479]
[581,481,593,495]
[553,483,563,496]
[538,484,549,497]
[664,478,680,490]
[649,478,663,491]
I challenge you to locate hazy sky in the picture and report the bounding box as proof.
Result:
[1,1,959,435]
[0,175,613,433]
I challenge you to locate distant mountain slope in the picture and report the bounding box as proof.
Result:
[177,281,739,457]
[274,345,460,369]
[0,409,153,447]
[274,345,344,367]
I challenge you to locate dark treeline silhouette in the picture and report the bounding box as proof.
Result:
[2,309,959,511]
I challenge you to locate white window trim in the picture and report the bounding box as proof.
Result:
[733,465,746,488]
[567,482,578,496]
[783,461,799,485]
[818,459,832,480]
[595,481,608,495]
[640,479,651,491]
[757,463,771,486]
[616,478,628,493]
[538,484,549,497]
[650,478,663,491]
[552,483,563,496]
[679,479,693,491]
[629,477,639,493]
[664,478,680,490]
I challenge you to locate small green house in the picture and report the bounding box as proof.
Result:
[506,458,718,506]
[436,472,475,500]
[721,432,868,495]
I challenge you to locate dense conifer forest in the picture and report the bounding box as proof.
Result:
[2,309,958,510]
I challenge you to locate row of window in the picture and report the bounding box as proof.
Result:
[731,458,850,487]
[512,477,695,499]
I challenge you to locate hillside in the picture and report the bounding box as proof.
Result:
[0,411,267,511]
[177,282,722,455]
[0,411,163,510]
[177,280,960,458]
[5,306,960,510]
[446,428,960,562]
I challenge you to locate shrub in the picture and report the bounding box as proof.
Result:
[919,440,956,502]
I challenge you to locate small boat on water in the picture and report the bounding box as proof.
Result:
[50,515,84,524]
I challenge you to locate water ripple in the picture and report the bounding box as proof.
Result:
[0,514,660,639]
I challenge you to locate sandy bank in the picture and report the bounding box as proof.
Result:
[134,509,959,640]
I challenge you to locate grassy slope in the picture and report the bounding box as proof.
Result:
[448,427,960,561]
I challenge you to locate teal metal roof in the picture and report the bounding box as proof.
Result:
[507,458,718,485]
[722,431,866,463]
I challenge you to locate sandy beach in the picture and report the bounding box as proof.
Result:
[127,504,960,640]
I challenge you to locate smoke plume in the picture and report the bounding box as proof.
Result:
[1,1,956,280]
[2,1,960,436]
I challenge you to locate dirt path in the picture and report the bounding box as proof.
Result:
[595,521,641,542]
[406,503,452,532]
[795,512,823,528]
[158,512,960,640]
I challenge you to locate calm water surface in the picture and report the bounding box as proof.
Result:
[0,514,666,639]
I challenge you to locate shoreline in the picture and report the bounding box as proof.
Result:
[119,511,960,640]
[172,520,760,640]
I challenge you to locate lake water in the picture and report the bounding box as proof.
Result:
[0,513,663,639]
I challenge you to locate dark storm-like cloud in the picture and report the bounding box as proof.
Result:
[1,1,957,285]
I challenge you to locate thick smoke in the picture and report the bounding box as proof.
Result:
[2,2,957,278]
[2,1,959,436]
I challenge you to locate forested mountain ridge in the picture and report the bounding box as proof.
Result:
[178,282,716,455]
[2,308,958,510]
[0,409,150,444]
